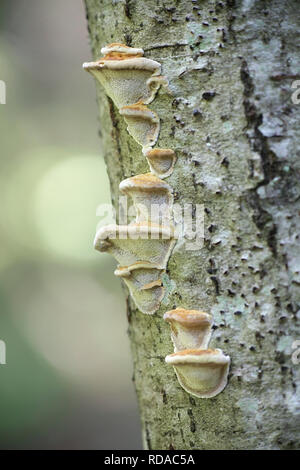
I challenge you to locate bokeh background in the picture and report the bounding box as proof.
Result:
[0,0,141,449]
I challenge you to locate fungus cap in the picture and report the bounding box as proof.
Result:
[118,105,160,149]
[166,348,230,365]
[114,263,164,314]
[94,223,175,269]
[143,148,177,178]
[120,173,171,192]
[164,308,212,328]
[119,173,173,224]
[114,261,159,277]
[119,104,160,149]
[83,58,161,72]
[165,348,230,398]
[94,222,174,243]
[83,43,162,108]
[163,308,213,351]
[101,43,144,57]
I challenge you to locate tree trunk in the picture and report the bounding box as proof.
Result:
[84,0,300,450]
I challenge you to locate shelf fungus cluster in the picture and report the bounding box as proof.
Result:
[94,221,175,314]
[83,43,176,175]
[84,43,230,398]
[164,308,230,398]
[85,43,176,314]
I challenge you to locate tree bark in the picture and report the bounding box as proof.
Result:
[84,0,300,450]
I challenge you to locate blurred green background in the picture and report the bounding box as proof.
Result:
[0,0,141,449]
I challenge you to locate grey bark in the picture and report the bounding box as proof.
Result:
[84,0,300,450]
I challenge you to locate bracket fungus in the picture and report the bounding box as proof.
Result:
[94,223,175,269]
[163,308,212,351]
[84,42,232,401]
[143,148,177,179]
[119,173,173,224]
[119,104,160,149]
[165,349,230,399]
[100,43,144,57]
[83,43,166,109]
[115,264,164,314]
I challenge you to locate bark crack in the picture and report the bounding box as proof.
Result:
[240,59,278,256]
[143,42,188,51]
